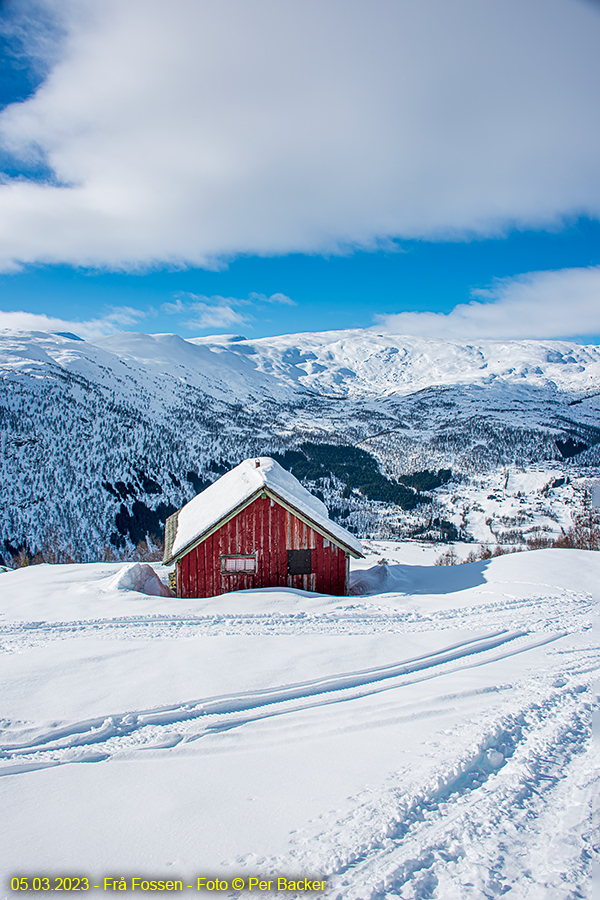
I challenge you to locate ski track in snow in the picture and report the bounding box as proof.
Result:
[267,684,599,900]
[0,629,565,774]
[2,614,598,899]
[0,584,595,650]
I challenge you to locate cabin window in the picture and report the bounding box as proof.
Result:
[287,549,312,575]
[221,555,257,573]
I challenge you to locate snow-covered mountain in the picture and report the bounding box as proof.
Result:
[1,328,599,562]
[191,329,600,397]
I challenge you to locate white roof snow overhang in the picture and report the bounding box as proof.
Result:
[164,486,364,565]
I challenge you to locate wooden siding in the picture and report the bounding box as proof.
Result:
[177,495,349,598]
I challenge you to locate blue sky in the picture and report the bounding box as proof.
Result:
[1,1,599,342]
[1,221,599,341]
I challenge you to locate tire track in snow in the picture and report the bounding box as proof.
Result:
[0,629,559,775]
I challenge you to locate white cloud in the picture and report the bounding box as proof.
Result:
[163,294,251,329]
[0,0,599,270]
[0,306,147,339]
[181,304,249,330]
[249,292,295,306]
[161,291,294,330]
[160,297,187,315]
[376,265,600,339]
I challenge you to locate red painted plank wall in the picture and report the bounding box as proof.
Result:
[177,496,350,598]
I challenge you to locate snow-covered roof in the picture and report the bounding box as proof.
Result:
[164,456,363,563]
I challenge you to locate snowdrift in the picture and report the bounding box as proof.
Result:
[103,562,172,597]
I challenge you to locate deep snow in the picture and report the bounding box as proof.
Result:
[0,548,598,899]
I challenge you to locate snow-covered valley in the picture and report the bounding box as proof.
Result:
[1,549,598,899]
[2,329,600,562]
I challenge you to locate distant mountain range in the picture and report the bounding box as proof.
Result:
[1,328,599,563]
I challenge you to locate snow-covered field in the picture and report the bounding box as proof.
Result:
[1,549,599,899]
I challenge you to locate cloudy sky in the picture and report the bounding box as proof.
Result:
[0,0,599,341]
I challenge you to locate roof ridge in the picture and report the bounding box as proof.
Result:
[164,456,363,564]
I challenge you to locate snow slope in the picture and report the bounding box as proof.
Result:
[1,549,598,898]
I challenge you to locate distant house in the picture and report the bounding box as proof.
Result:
[163,456,363,598]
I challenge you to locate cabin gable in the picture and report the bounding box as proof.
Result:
[176,493,350,598]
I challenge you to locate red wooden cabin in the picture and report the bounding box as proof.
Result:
[163,456,363,598]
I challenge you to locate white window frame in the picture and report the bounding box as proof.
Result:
[220,554,257,574]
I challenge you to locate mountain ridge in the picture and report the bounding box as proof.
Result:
[1,328,599,563]
[188,328,600,397]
